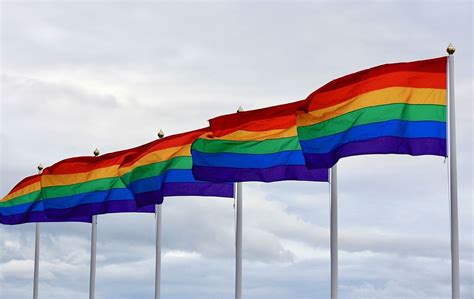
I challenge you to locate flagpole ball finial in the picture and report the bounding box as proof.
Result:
[37,164,43,172]
[237,106,244,113]
[447,43,456,55]
[158,130,165,139]
[93,148,100,156]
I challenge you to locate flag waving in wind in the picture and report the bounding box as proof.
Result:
[297,56,447,169]
[0,174,92,225]
[121,127,234,208]
[1,128,233,223]
[192,101,329,183]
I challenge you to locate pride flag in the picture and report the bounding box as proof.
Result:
[120,127,234,208]
[0,174,92,225]
[297,56,447,169]
[1,128,233,224]
[192,101,329,182]
[39,152,157,220]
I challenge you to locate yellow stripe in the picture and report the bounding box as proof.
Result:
[201,127,297,141]
[41,165,120,187]
[2,182,41,202]
[298,87,446,126]
[119,145,191,174]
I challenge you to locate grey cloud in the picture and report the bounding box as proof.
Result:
[1,1,473,299]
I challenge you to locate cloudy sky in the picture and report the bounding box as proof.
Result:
[0,1,472,298]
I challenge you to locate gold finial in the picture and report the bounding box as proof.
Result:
[158,129,165,139]
[447,43,456,55]
[37,164,43,172]
[237,106,244,113]
[93,148,100,157]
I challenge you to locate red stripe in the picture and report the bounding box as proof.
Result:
[43,128,209,175]
[214,115,296,136]
[209,100,305,135]
[306,57,447,111]
[316,56,446,93]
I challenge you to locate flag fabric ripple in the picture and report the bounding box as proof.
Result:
[1,128,233,224]
[192,101,329,183]
[297,56,448,169]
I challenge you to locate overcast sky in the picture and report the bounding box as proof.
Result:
[0,1,473,299]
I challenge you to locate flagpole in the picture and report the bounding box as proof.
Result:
[235,106,243,299]
[155,204,162,299]
[235,182,242,299]
[89,148,100,299]
[155,130,165,299]
[330,165,338,299]
[33,164,42,299]
[446,43,460,299]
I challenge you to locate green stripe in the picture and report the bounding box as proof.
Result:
[121,156,192,184]
[298,103,446,140]
[41,177,126,199]
[192,136,301,155]
[0,191,41,208]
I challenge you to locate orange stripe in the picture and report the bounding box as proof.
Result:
[2,182,41,202]
[202,127,296,141]
[307,71,446,111]
[299,87,446,126]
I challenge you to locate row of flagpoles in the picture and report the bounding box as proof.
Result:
[27,46,459,299]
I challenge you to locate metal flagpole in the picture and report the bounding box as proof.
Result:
[330,165,338,299]
[235,182,242,299]
[235,106,243,299]
[89,148,100,299]
[33,164,43,299]
[155,130,165,299]
[446,43,460,299]
[155,204,162,299]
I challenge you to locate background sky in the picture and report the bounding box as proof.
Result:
[0,1,472,299]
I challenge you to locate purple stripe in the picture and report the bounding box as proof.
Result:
[164,182,234,198]
[44,200,156,220]
[1,211,92,225]
[192,165,328,183]
[134,190,165,208]
[303,136,447,169]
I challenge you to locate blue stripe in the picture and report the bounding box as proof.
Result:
[0,201,42,216]
[1,189,135,216]
[43,188,134,210]
[191,149,307,169]
[128,169,198,194]
[0,201,44,217]
[299,120,446,154]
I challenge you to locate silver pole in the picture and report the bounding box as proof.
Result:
[235,182,242,299]
[33,223,40,299]
[33,164,43,299]
[330,165,338,299]
[447,44,460,299]
[89,148,100,299]
[155,204,162,299]
[89,215,97,299]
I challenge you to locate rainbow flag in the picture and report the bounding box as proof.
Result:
[1,128,233,224]
[0,174,92,225]
[39,152,157,220]
[192,101,329,182]
[297,56,447,169]
[119,127,234,208]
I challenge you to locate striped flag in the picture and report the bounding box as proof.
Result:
[0,174,92,224]
[192,101,329,182]
[297,56,447,169]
